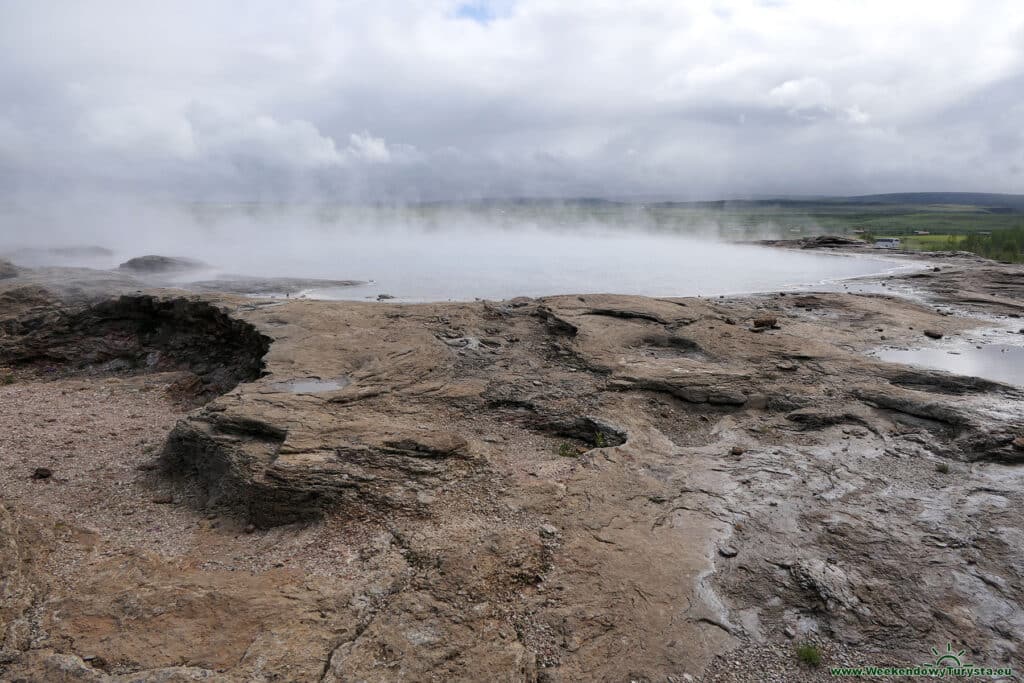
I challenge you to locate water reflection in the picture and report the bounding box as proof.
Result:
[874,344,1024,387]
[271,377,350,393]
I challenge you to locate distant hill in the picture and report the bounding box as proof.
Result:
[842,193,1024,210]
[641,193,1024,212]
[395,192,1024,212]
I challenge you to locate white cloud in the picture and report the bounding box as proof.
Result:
[80,106,198,158]
[0,0,1021,198]
[198,115,344,168]
[769,77,832,112]
[346,132,391,163]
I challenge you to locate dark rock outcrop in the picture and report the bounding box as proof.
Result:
[0,295,270,400]
[800,235,866,248]
[162,410,474,527]
[118,255,206,273]
[0,260,17,280]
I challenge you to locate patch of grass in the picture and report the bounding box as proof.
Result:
[900,234,965,251]
[593,431,607,448]
[796,643,822,667]
[557,442,578,458]
[935,461,950,474]
[959,226,1024,263]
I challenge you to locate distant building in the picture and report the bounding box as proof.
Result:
[874,237,901,249]
[913,230,930,235]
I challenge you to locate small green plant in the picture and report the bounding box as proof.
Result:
[0,373,14,385]
[796,643,822,667]
[557,442,578,458]
[935,461,950,474]
[593,431,607,448]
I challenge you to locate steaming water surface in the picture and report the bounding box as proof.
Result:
[1,208,916,301]
[287,230,912,301]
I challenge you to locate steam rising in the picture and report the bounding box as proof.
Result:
[0,200,906,301]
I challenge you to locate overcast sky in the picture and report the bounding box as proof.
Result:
[1,1,1022,201]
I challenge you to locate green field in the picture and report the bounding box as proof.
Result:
[635,194,1024,262]
[897,234,965,251]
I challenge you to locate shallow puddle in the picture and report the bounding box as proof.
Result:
[272,377,350,393]
[874,344,1024,387]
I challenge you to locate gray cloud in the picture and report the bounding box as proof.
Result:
[0,0,1022,201]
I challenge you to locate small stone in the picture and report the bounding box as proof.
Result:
[376,293,395,301]
[718,545,738,558]
[151,493,174,504]
[1012,437,1024,451]
[783,626,796,639]
[753,316,778,329]
[775,361,798,371]
[30,467,52,480]
[83,654,107,669]
[730,446,745,456]
[539,524,558,539]
[244,523,256,534]
[923,329,943,339]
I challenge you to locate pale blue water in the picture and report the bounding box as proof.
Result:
[874,344,1024,387]
[271,378,350,393]
[288,229,913,301]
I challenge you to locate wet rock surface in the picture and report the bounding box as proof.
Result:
[187,276,365,295]
[2,255,366,304]
[1,252,1023,680]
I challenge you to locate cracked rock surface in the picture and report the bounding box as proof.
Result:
[1,252,1023,681]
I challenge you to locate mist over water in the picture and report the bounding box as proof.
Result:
[0,201,911,302]
[303,229,905,301]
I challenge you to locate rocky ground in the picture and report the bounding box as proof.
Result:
[0,249,1022,681]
